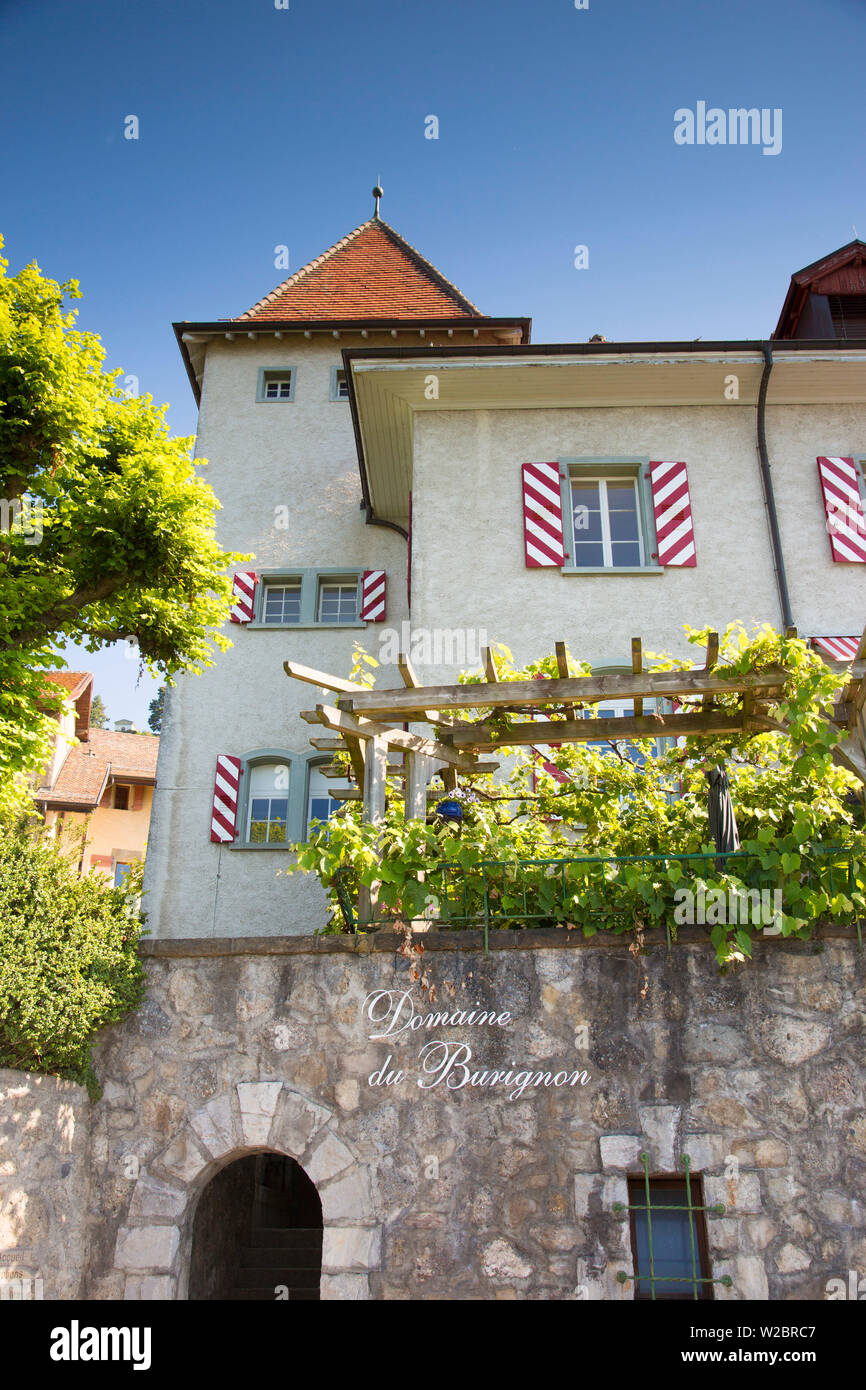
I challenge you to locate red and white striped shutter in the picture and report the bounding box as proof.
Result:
[816,457,866,563]
[230,571,259,623]
[811,636,860,662]
[211,755,241,842]
[648,462,697,567]
[522,463,567,567]
[360,570,386,622]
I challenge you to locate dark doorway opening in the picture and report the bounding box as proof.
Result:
[188,1153,322,1300]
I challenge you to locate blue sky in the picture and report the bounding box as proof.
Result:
[2,0,863,725]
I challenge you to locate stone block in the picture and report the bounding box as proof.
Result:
[320,1272,370,1300]
[480,1238,532,1281]
[272,1089,331,1158]
[322,1226,380,1271]
[158,1131,205,1185]
[758,1018,829,1066]
[776,1243,811,1274]
[129,1174,186,1222]
[139,1275,174,1299]
[236,1082,282,1146]
[319,1167,374,1223]
[680,1133,728,1171]
[638,1105,681,1170]
[683,1026,745,1064]
[705,1172,761,1215]
[189,1094,237,1159]
[599,1135,642,1169]
[305,1132,353,1185]
[735,1254,768,1300]
[115,1224,179,1272]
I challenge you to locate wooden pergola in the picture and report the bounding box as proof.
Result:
[285,627,866,838]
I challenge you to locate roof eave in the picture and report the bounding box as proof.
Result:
[173,317,532,405]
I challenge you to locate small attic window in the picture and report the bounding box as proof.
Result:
[330,367,349,401]
[257,368,296,403]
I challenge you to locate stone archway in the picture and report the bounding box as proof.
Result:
[114,1081,380,1301]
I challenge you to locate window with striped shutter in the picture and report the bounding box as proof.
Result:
[648,462,697,567]
[816,457,866,563]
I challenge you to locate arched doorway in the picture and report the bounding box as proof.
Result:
[188,1152,323,1300]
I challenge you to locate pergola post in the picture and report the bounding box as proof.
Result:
[358,735,388,924]
[404,751,430,821]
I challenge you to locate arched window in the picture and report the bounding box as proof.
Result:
[305,761,351,839]
[246,759,291,843]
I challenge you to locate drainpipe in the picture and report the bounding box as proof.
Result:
[363,503,408,541]
[756,343,794,632]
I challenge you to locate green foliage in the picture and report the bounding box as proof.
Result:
[148,686,165,734]
[0,826,146,1096]
[0,237,248,807]
[287,624,865,966]
[89,693,108,729]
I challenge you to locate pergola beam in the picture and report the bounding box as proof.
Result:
[311,704,481,770]
[337,667,789,719]
[451,710,746,751]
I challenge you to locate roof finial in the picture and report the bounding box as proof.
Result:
[372,181,383,219]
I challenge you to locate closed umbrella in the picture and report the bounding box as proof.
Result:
[705,765,740,869]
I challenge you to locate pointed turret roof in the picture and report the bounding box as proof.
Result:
[237,217,484,322]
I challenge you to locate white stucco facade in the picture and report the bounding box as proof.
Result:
[144,324,865,941]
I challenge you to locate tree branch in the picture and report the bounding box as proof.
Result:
[0,574,128,652]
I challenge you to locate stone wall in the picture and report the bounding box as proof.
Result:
[2,930,864,1300]
[0,1070,90,1299]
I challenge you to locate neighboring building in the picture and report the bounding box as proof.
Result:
[5,211,864,1304]
[34,671,158,884]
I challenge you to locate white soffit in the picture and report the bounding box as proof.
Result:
[353,349,866,521]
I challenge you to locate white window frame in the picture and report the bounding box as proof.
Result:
[330,366,349,401]
[256,368,296,403]
[571,475,645,569]
[262,581,303,625]
[317,579,359,624]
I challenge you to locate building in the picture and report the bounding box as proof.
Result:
[3,207,864,1303]
[34,671,158,883]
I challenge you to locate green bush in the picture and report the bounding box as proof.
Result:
[0,827,146,1097]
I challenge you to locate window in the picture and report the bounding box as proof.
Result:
[253,571,364,627]
[307,764,346,835]
[113,784,130,811]
[571,476,644,568]
[114,862,133,887]
[561,461,658,571]
[256,368,296,403]
[330,367,349,401]
[247,762,290,843]
[627,1176,714,1300]
[263,581,302,625]
[318,580,358,624]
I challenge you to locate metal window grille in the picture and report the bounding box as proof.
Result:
[613,1152,731,1300]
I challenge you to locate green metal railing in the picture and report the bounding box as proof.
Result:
[332,843,863,951]
[613,1152,732,1301]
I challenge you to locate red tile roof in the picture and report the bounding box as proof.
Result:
[239,218,483,322]
[42,671,92,699]
[38,729,159,809]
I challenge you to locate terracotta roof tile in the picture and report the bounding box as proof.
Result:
[38,729,159,809]
[42,671,93,699]
[239,219,483,322]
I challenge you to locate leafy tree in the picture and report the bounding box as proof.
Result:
[289,625,865,965]
[148,686,165,734]
[0,824,145,1096]
[0,237,246,813]
[89,693,108,729]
